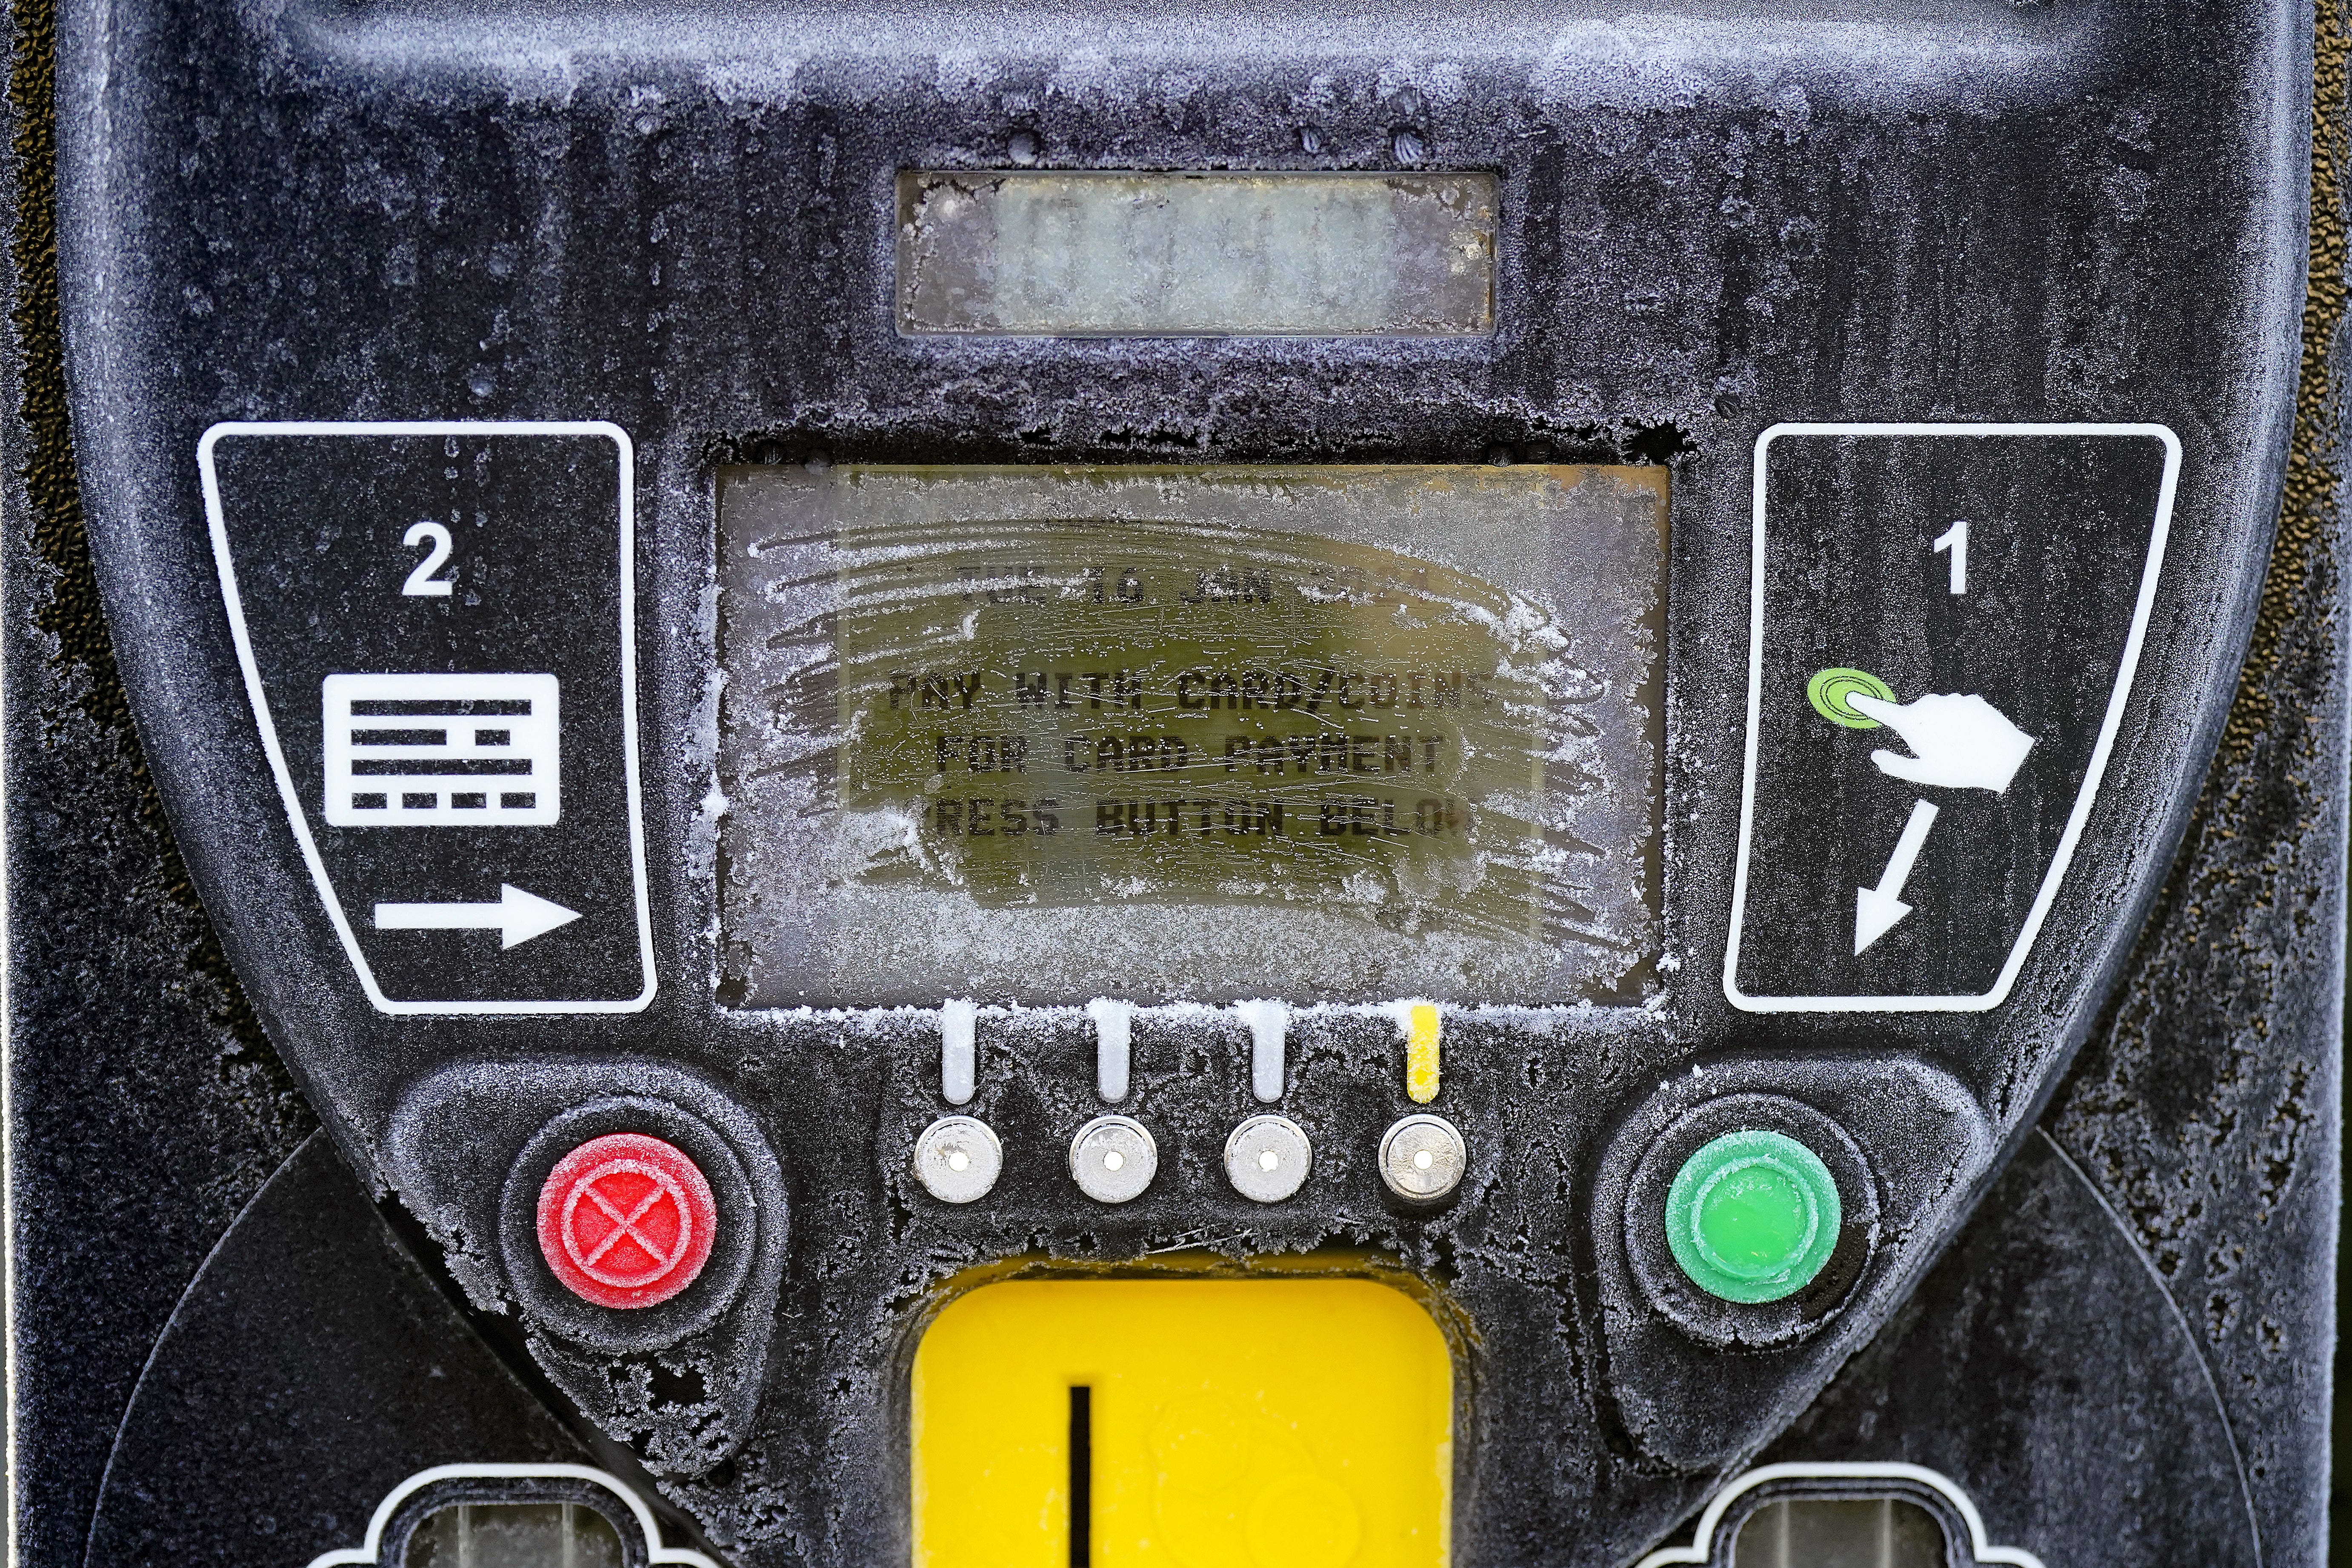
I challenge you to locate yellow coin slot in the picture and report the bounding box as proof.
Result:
[910,1277,1454,1568]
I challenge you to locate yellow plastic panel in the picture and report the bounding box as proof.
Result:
[911,1279,1452,1568]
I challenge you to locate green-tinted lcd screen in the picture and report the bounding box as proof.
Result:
[717,465,1664,1008]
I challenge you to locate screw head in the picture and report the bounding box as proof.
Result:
[914,1115,1003,1204]
[535,1133,716,1310]
[1378,1114,1466,1202]
[1224,1114,1312,1203]
[1068,1114,1157,1203]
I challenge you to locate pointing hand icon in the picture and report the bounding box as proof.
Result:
[1846,692,2035,794]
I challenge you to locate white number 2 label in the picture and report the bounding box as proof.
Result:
[1932,519,1968,596]
[401,520,455,597]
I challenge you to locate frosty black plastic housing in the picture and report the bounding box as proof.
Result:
[48,0,2317,1563]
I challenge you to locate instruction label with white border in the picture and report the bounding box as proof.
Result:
[202,421,656,1015]
[1724,423,2177,1013]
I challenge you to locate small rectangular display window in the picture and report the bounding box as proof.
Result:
[895,171,1498,337]
[716,464,1663,1008]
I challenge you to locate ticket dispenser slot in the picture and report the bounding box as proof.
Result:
[39,0,2330,1562]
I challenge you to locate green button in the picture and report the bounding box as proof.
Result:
[1665,1130,1842,1304]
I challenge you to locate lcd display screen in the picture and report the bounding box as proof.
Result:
[896,172,1498,337]
[716,465,1664,1007]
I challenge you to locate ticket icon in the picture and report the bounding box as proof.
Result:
[323,673,560,827]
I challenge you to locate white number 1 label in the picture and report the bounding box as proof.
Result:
[402,520,455,597]
[1933,519,1968,595]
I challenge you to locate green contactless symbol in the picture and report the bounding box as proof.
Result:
[1665,1130,1843,1304]
[1807,666,1895,729]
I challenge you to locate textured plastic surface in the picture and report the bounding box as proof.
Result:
[24,0,2335,1562]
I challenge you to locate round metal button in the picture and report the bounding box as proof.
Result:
[1379,1113,1467,1202]
[913,1115,1003,1205]
[1068,1114,1157,1203]
[1223,1114,1312,1202]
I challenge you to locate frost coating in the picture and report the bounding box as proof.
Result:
[1237,998,1290,1100]
[717,464,1663,1006]
[1086,997,1133,1100]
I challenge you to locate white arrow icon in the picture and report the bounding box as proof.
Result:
[374,884,582,949]
[1855,799,1940,955]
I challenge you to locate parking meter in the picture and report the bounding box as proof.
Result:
[4,0,2344,1563]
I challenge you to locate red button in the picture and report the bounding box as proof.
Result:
[536,1133,716,1310]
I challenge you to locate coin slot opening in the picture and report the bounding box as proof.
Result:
[1069,1385,1093,1567]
